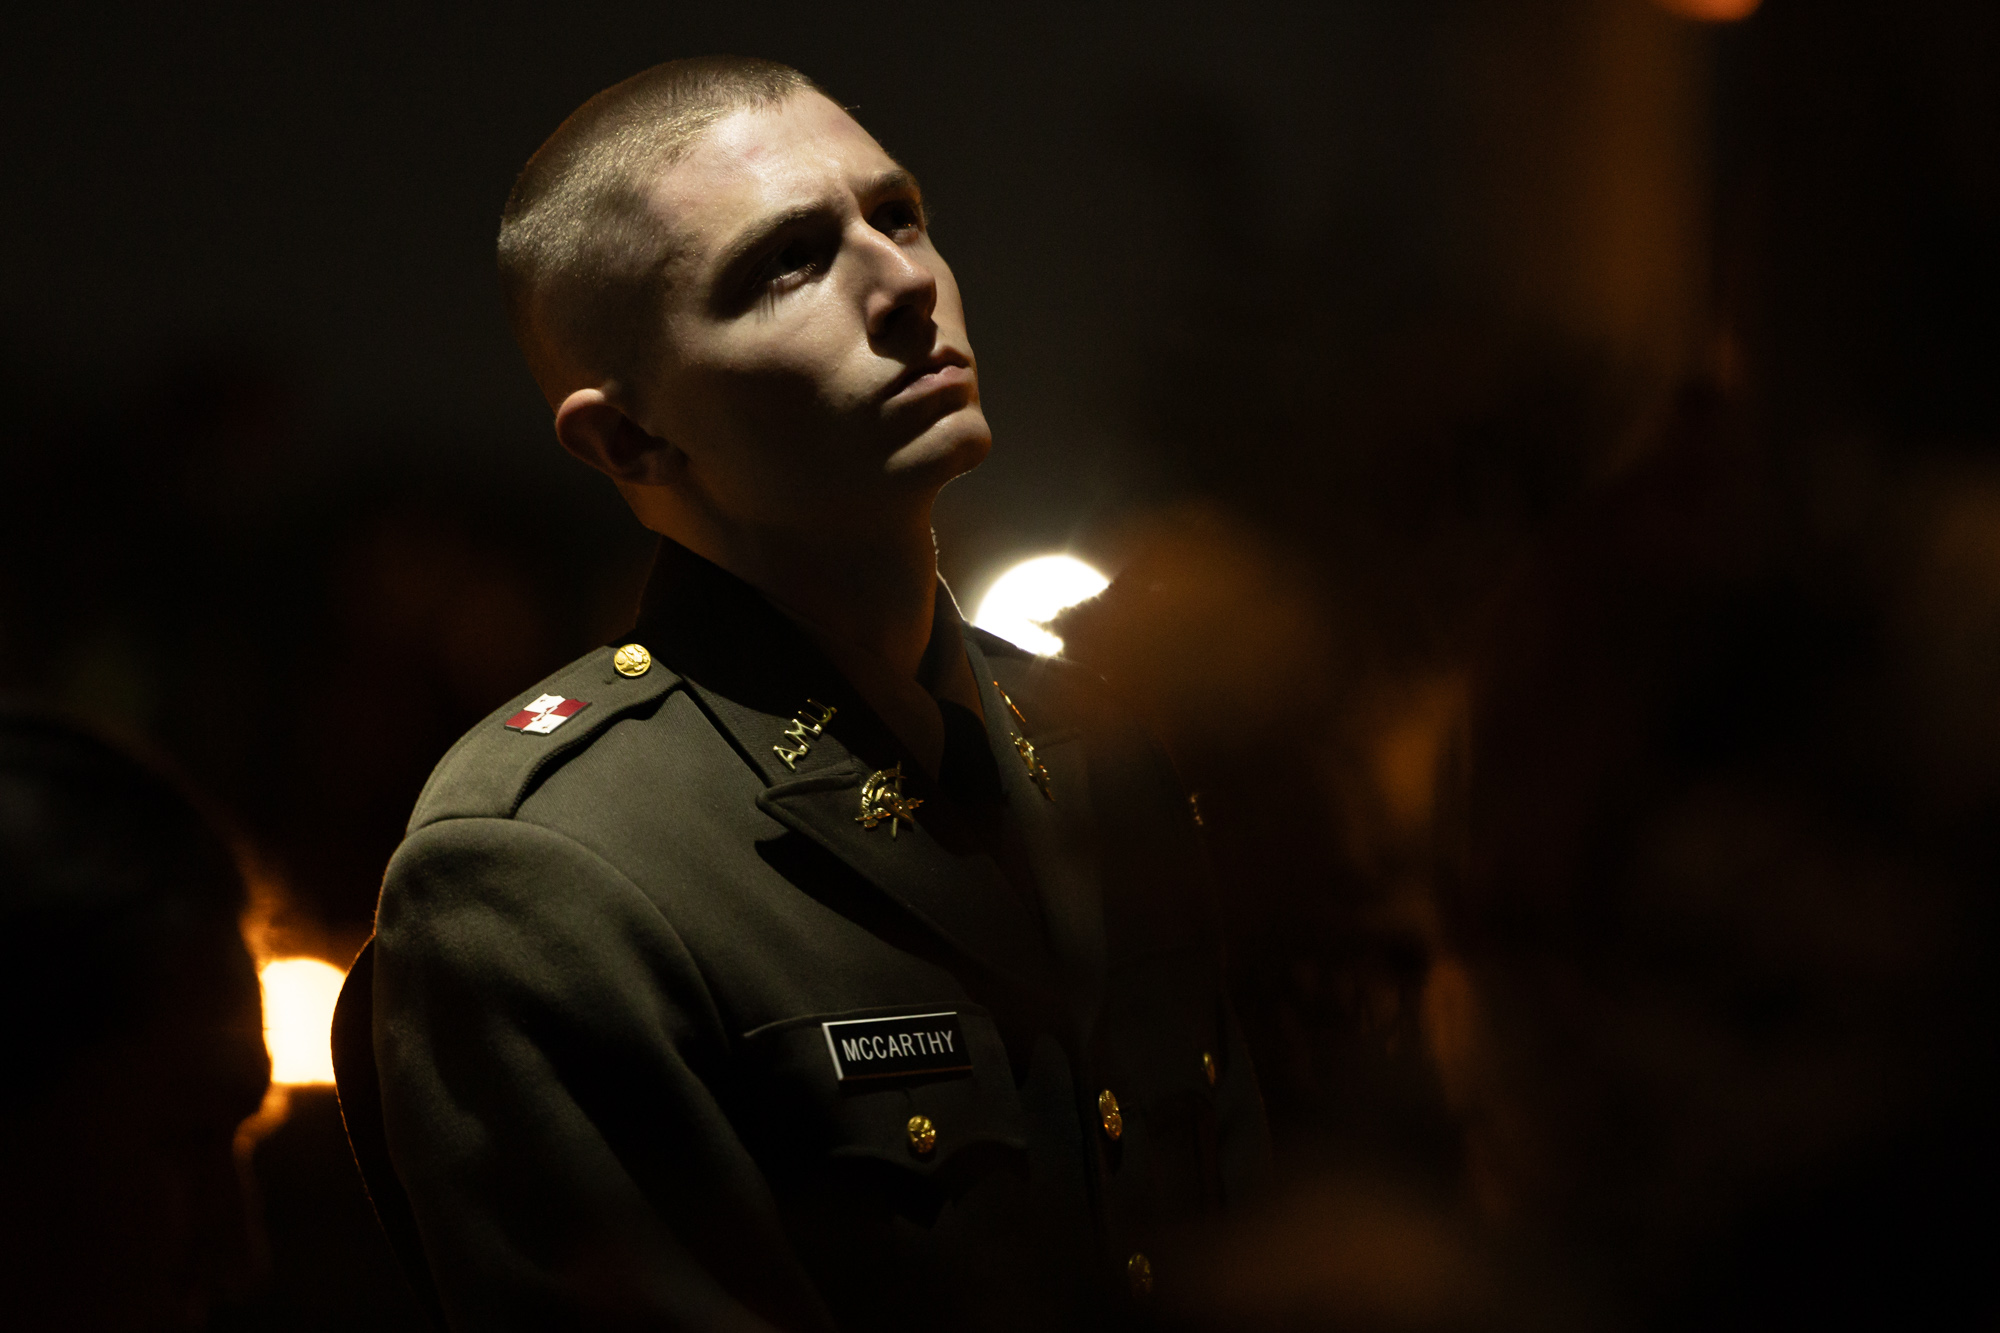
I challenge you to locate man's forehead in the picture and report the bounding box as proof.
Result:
[647,93,899,253]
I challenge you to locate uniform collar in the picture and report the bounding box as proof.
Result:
[628,537,988,790]
[628,538,1057,995]
[769,581,985,783]
[628,537,854,724]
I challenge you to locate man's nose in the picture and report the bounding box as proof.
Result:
[859,228,937,342]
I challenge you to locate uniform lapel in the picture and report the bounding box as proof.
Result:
[703,685,1058,996]
[632,540,1059,996]
[755,758,1058,997]
[967,638,1108,1037]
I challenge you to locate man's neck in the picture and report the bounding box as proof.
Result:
[670,509,942,683]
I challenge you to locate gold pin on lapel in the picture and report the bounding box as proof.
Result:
[996,683,1030,731]
[994,683,1054,802]
[1013,735,1053,802]
[857,763,924,838]
[775,700,837,770]
[612,643,652,678]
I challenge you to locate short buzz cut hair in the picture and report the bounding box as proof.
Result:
[498,56,826,407]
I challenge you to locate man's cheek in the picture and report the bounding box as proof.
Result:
[720,336,833,394]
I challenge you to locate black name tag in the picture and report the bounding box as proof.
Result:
[821,1011,971,1082]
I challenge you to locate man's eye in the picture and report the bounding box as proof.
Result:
[767,240,818,282]
[874,199,924,237]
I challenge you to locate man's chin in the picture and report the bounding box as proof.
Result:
[884,408,992,484]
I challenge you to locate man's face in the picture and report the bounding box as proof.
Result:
[636,92,990,531]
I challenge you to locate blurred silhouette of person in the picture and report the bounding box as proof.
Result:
[1430,389,1999,1327]
[0,704,270,1331]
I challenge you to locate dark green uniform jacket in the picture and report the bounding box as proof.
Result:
[342,539,1270,1331]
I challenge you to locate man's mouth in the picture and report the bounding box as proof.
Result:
[883,350,974,404]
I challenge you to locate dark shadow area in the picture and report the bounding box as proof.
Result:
[213,1089,434,1332]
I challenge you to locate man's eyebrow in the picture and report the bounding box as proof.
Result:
[712,168,927,281]
[712,202,824,283]
[866,167,924,206]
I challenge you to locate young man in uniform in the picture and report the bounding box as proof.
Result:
[336,55,1269,1331]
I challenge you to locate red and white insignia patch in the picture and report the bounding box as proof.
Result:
[504,693,589,735]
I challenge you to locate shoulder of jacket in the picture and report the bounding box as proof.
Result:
[407,642,684,832]
[965,625,1122,738]
[965,624,1032,664]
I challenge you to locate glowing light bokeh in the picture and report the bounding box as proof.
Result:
[972,555,1110,657]
[259,957,345,1086]
[1650,0,1761,20]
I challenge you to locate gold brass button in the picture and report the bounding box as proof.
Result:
[612,643,652,678]
[906,1114,936,1156]
[1097,1089,1123,1141]
[1201,1051,1218,1086]
[1127,1252,1153,1298]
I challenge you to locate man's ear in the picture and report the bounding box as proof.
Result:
[554,388,684,486]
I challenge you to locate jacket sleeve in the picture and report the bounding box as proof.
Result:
[371,816,834,1332]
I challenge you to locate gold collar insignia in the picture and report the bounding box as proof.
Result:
[995,683,1053,802]
[857,763,924,838]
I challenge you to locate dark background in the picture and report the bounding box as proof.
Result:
[2,1,1994,1327]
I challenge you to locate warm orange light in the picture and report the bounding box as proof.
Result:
[1649,0,1762,20]
[258,957,345,1085]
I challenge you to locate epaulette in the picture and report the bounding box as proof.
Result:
[407,641,683,831]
